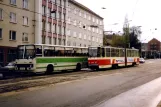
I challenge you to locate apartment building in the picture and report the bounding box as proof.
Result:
[67,0,104,47]
[0,0,104,66]
[0,0,35,66]
[34,0,67,45]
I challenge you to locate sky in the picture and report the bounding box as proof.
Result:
[75,0,161,43]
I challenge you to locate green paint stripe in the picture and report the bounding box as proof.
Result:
[36,65,76,69]
[36,57,88,63]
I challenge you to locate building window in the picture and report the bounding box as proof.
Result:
[100,39,102,43]
[42,36,45,44]
[73,42,76,46]
[67,41,71,46]
[73,20,76,26]
[9,30,16,40]
[47,8,52,17]
[97,28,99,33]
[63,27,65,35]
[48,23,51,32]
[88,35,91,40]
[54,37,56,45]
[0,28,2,39]
[58,38,61,45]
[93,17,95,22]
[51,0,56,3]
[88,26,91,31]
[100,30,102,34]
[53,24,56,33]
[22,33,28,42]
[79,10,81,16]
[67,29,71,36]
[79,21,82,28]
[63,39,65,45]
[23,16,28,25]
[42,21,45,30]
[100,21,102,25]
[10,12,16,23]
[96,38,98,42]
[79,33,82,39]
[92,37,94,41]
[42,6,46,15]
[84,34,86,40]
[52,12,56,19]
[23,0,28,9]
[58,12,61,21]
[57,0,61,6]
[68,17,71,24]
[92,28,94,32]
[58,26,61,34]
[49,37,52,44]
[73,32,76,37]
[96,19,99,24]
[0,9,3,20]
[74,8,77,14]
[84,13,86,19]
[63,13,65,22]
[88,15,91,20]
[10,0,16,5]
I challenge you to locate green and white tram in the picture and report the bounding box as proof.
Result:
[15,44,88,74]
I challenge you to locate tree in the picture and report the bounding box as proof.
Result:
[129,26,142,54]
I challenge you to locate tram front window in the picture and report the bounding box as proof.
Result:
[88,47,98,57]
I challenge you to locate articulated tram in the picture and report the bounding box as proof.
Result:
[88,46,139,70]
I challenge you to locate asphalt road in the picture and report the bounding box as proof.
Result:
[0,59,161,107]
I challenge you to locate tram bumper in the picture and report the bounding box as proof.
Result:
[88,64,99,69]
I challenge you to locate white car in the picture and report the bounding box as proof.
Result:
[139,58,145,63]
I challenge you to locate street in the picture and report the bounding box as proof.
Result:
[0,59,161,107]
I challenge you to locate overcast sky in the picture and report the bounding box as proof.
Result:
[76,0,161,43]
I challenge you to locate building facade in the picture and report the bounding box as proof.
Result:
[67,0,104,47]
[35,0,104,46]
[141,38,161,58]
[35,0,68,45]
[148,38,160,51]
[0,0,35,66]
[0,0,104,66]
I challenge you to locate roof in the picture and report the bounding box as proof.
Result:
[148,38,161,43]
[69,0,103,19]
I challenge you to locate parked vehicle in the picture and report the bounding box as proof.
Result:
[139,58,145,63]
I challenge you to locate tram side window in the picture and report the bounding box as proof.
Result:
[115,49,119,57]
[106,48,110,57]
[120,49,124,57]
[127,50,131,57]
[97,47,101,57]
[131,50,134,57]
[111,48,118,57]
[102,48,105,57]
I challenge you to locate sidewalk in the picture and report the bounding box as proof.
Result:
[94,77,161,107]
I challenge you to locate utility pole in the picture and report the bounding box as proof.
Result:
[123,16,130,67]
